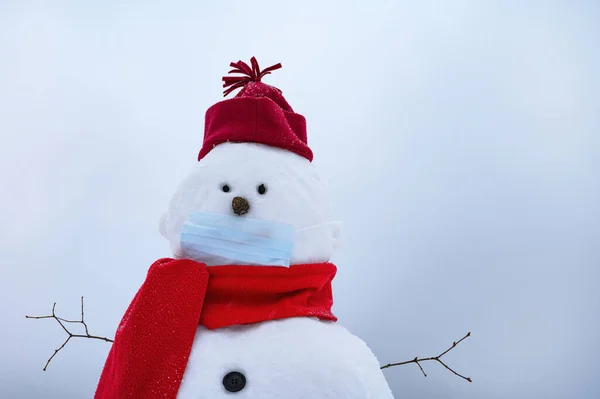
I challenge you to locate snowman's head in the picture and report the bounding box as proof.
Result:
[160,57,340,265]
[159,142,340,265]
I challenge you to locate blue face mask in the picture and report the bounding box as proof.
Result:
[179,211,295,266]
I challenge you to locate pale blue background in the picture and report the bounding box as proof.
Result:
[1,1,599,398]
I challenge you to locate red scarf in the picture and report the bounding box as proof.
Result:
[94,258,337,399]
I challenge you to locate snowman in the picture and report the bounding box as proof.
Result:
[94,58,395,399]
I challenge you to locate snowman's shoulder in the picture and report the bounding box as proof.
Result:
[196,317,377,358]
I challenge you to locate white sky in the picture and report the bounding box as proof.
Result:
[1,1,599,398]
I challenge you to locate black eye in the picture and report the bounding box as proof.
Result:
[257,184,267,195]
[223,371,246,393]
[222,184,230,193]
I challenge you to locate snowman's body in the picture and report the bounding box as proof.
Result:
[159,143,395,398]
[177,318,393,399]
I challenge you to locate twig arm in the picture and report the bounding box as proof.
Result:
[25,297,114,371]
[380,332,472,383]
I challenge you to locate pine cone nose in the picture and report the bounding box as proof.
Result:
[232,196,250,216]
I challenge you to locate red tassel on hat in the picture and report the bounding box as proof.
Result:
[222,57,283,97]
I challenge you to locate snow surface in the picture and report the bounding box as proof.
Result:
[160,142,341,265]
[177,317,394,399]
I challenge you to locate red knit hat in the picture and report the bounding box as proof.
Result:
[198,57,313,162]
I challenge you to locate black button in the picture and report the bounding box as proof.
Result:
[223,371,246,393]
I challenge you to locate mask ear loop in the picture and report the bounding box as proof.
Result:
[332,222,342,250]
[159,213,169,238]
[295,222,342,249]
[295,221,341,233]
